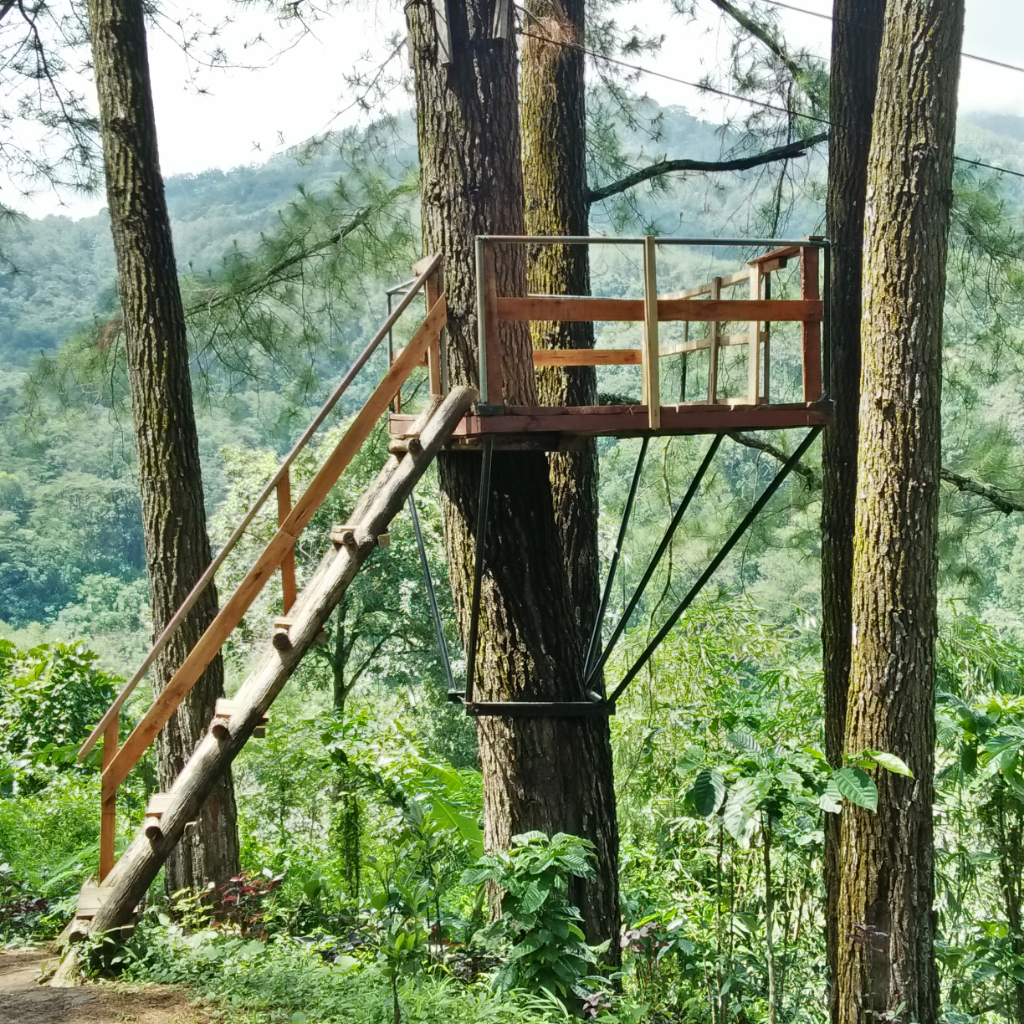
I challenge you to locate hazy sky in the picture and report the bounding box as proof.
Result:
[17,0,1024,218]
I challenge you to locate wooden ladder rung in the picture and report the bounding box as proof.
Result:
[387,436,423,456]
[329,525,391,549]
[144,793,173,840]
[211,698,268,740]
[271,617,327,652]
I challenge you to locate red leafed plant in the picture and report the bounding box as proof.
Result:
[214,869,284,937]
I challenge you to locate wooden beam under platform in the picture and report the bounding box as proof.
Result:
[391,400,832,449]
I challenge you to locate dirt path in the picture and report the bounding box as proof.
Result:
[0,948,218,1024]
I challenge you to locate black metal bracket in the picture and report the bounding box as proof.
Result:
[462,436,494,705]
[586,434,723,690]
[465,700,613,718]
[584,437,648,679]
[408,492,456,696]
[605,426,822,705]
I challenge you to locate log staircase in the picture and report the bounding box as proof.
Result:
[69,236,830,939]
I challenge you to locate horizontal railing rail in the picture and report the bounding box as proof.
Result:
[475,237,829,429]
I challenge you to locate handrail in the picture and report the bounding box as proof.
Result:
[99,292,446,793]
[79,253,442,761]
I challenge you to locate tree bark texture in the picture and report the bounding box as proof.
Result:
[88,0,239,893]
[821,3,886,1019]
[838,2,963,1021]
[406,0,620,947]
[520,0,619,953]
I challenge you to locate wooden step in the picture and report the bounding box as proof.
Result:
[271,617,328,651]
[211,698,268,740]
[388,436,423,456]
[143,794,173,840]
[329,524,391,549]
[75,884,111,921]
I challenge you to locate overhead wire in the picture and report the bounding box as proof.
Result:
[756,0,1024,75]
[515,26,1024,182]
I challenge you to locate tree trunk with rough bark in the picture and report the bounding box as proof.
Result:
[837,1,963,1020]
[820,3,886,1019]
[88,0,239,893]
[521,0,619,953]
[406,0,619,947]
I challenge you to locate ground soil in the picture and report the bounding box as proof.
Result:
[0,948,218,1024]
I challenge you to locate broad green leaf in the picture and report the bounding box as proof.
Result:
[819,778,843,815]
[692,768,726,817]
[833,767,877,811]
[864,750,914,777]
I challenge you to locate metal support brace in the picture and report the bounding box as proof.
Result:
[408,492,456,696]
[463,437,494,704]
[607,427,822,704]
[586,434,723,689]
[584,437,649,679]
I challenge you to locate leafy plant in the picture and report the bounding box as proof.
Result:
[461,831,602,1000]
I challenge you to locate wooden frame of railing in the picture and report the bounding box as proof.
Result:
[475,235,828,431]
[80,254,446,881]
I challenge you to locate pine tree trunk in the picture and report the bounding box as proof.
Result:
[521,0,620,951]
[820,3,886,1018]
[406,0,619,947]
[88,0,239,892]
[837,1,963,1020]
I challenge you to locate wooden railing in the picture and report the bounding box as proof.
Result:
[80,254,446,881]
[475,236,827,430]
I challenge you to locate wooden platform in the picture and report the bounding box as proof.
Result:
[391,400,831,448]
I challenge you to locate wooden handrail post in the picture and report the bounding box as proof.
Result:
[707,277,722,404]
[763,272,772,402]
[99,719,118,881]
[476,239,503,406]
[277,469,297,614]
[642,236,660,430]
[747,263,762,405]
[800,245,823,401]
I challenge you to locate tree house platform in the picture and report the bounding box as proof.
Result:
[390,235,832,447]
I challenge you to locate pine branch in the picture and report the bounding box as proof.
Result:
[706,0,821,107]
[586,132,827,205]
[940,468,1024,515]
[729,432,1024,515]
[728,432,819,485]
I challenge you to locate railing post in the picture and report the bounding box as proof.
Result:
[99,719,118,881]
[747,263,762,405]
[800,245,823,401]
[642,236,660,430]
[707,277,722,404]
[277,469,297,614]
[762,271,772,403]
[475,238,503,407]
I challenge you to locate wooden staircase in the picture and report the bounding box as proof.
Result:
[69,255,471,937]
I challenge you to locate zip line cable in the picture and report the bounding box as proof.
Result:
[516,27,1024,182]
[756,0,1024,75]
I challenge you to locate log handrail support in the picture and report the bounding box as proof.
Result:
[82,255,448,885]
[473,234,830,423]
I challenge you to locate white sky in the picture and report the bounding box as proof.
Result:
[18,0,1024,218]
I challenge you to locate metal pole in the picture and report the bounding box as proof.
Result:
[407,492,456,695]
[475,237,489,404]
[607,427,822,704]
[464,437,494,704]
[584,437,648,679]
